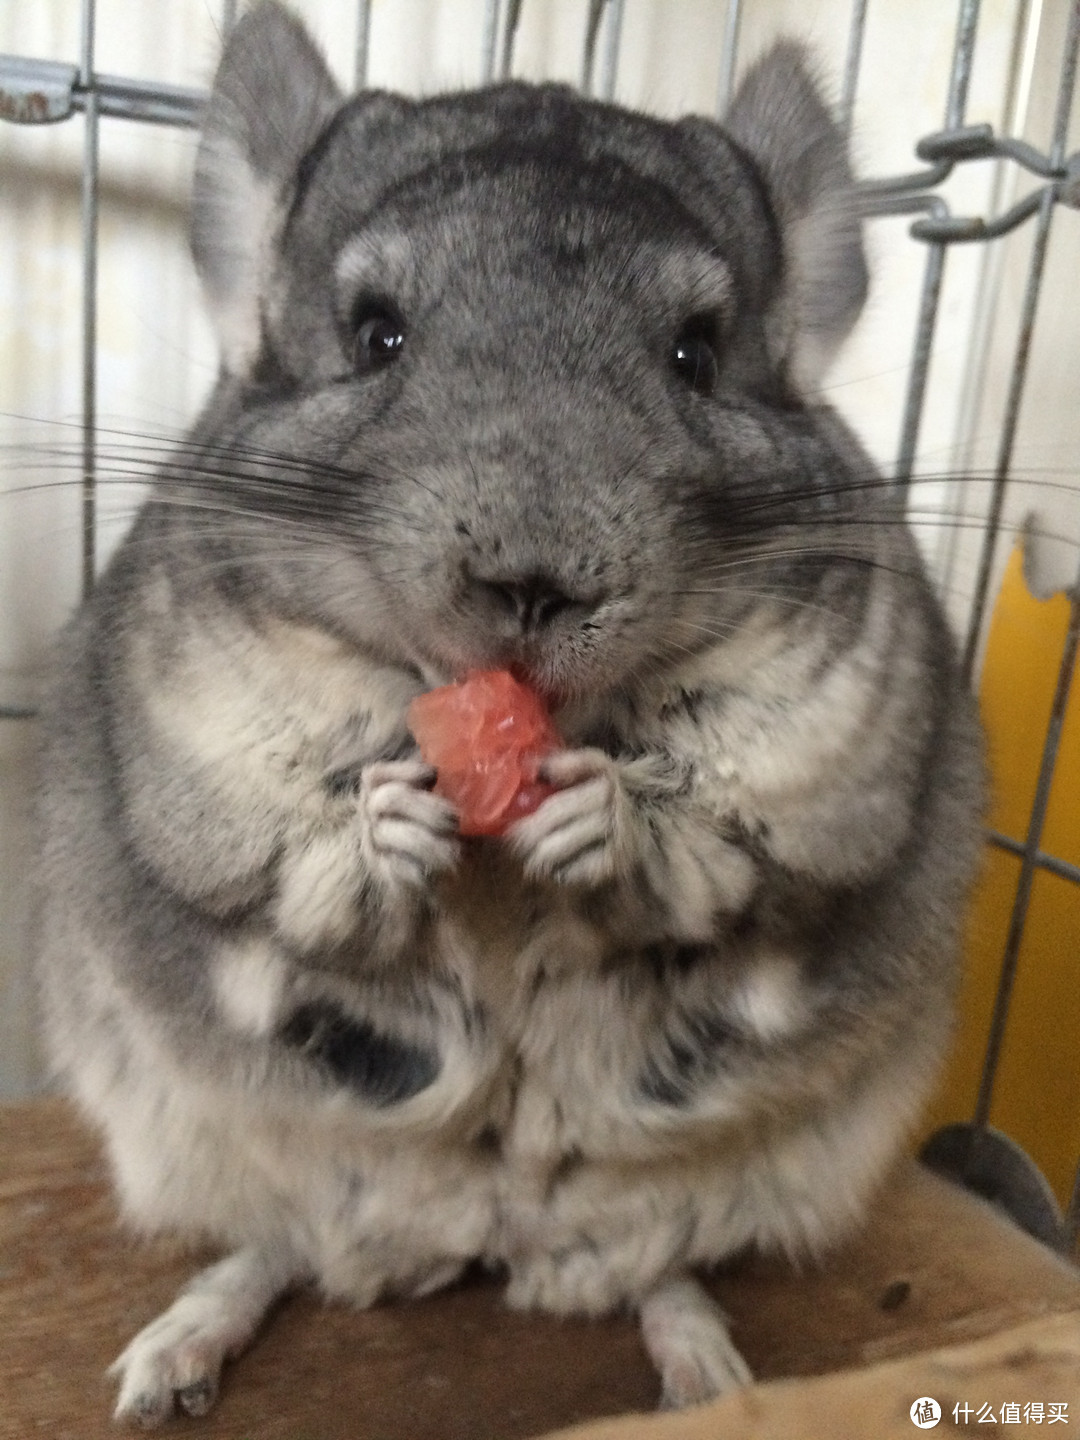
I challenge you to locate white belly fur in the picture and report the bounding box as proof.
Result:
[80,883,935,1320]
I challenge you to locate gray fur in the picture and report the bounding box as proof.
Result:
[36,2,984,1423]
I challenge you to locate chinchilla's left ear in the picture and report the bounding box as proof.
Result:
[192,0,343,375]
[687,42,868,392]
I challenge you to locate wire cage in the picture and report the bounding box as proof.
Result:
[1,0,1079,1250]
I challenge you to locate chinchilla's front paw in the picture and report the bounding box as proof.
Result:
[508,749,632,887]
[275,760,459,949]
[357,759,461,888]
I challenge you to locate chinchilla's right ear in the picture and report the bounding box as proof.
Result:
[685,42,868,394]
[192,0,342,375]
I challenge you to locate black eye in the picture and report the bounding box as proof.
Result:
[671,317,719,396]
[351,301,406,374]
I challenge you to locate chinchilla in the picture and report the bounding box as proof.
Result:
[35,0,985,1424]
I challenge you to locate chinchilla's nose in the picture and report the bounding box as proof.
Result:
[464,564,590,633]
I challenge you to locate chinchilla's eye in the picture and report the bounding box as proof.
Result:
[671,316,719,396]
[350,300,406,374]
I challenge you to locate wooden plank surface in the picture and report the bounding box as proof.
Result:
[543,1311,1080,1440]
[3,1098,1079,1440]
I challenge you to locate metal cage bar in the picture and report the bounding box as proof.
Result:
[582,0,625,99]
[714,0,743,115]
[79,0,99,602]
[479,0,525,84]
[481,0,500,84]
[961,0,1080,679]
[974,581,1080,1128]
[839,0,870,136]
[355,0,371,88]
[893,0,981,489]
[596,0,625,100]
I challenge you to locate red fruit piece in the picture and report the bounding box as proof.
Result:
[406,670,562,837]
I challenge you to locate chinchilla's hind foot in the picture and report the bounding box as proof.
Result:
[639,1275,752,1410]
[109,1245,302,1427]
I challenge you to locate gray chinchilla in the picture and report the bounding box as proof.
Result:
[36,1,985,1423]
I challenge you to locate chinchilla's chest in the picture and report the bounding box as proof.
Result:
[155,610,801,1146]
[135,608,422,793]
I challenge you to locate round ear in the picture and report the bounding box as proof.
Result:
[192,0,342,375]
[705,41,868,392]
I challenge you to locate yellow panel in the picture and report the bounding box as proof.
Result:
[978,545,1072,843]
[989,870,1080,1204]
[923,847,1020,1137]
[923,542,1080,1208]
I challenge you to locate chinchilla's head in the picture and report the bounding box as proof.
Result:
[185,0,871,699]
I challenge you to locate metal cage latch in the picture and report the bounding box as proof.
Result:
[861,121,1080,242]
[0,53,204,129]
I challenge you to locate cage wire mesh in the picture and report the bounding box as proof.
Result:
[1,0,1079,1249]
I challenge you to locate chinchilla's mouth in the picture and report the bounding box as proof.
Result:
[408,602,635,707]
[506,660,568,710]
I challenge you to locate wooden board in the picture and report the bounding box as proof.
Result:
[4,1097,1080,1440]
[540,1311,1080,1440]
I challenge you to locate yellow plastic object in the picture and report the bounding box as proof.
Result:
[923,542,1080,1208]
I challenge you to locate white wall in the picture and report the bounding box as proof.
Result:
[1,0,1077,1095]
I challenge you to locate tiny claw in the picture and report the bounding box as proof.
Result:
[129,1391,172,1429]
[178,1377,217,1417]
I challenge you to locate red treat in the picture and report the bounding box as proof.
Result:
[406,669,562,837]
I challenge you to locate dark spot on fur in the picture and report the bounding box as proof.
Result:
[879,1279,911,1312]
[504,1056,524,1115]
[638,1062,686,1107]
[690,1011,742,1049]
[554,232,588,266]
[325,734,418,794]
[726,813,770,855]
[279,1001,440,1106]
[728,906,759,942]
[578,720,622,754]
[325,766,362,797]
[636,1009,740,1107]
[659,687,707,724]
[643,941,712,979]
[474,1124,502,1155]
[381,732,422,763]
[550,1146,584,1185]
[643,944,664,977]
[461,999,487,1040]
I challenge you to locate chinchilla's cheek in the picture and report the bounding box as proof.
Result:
[32,3,986,1427]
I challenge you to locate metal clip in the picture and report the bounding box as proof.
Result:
[916,123,1067,179]
[0,53,205,129]
[0,55,78,124]
[860,121,1079,243]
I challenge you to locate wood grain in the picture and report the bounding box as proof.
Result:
[3,1098,1078,1440]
